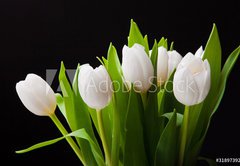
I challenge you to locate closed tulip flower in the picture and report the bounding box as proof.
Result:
[157,47,182,85]
[16,74,56,116]
[173,47,210,106]
[122,43,154,93]
[78,64,113,110]
[167,50,182,77]
[157,47,169,86]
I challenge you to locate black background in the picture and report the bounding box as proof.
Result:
[1,0,239,165]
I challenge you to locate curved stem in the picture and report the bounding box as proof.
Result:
[50,113,86,165]
[179,106,190,166]
[97,109,111,166]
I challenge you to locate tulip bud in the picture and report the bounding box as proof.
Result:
[173,47,211,106]
[157,47,182,85]
[157,47,169,86]
[78,64,113,110]
[16,74,56,116]
[122,43,154,93]
[167,50,182,77]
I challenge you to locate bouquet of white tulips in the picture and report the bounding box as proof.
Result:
[16,20,239,166]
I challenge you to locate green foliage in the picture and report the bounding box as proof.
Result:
[58,63,101,166]
[124,88,148,166]
[16,129,105,166]
[155,110,182,166]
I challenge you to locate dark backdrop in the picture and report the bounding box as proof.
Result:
[1,0,239,165]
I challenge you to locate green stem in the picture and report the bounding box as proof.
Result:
[111,97,120,166]
[49,113,86,165]
[179,106,190,166]
[97,109,111,166]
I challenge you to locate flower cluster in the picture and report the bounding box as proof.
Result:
[15,20,239,166]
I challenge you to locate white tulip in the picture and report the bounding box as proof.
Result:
[78,64,113,110]
[167,50,182,77]
[122,43,154,93]
[16,74,56,116]
[173,47,210,106]
[157,47,169,86]
[157,47,182,85]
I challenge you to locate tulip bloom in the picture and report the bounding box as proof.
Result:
[173,47,210,106]
[167,50,182,77]
[78,64,113,110]
[157,47,182,85]
[16,74,56,116]
[122,44,154,93]
[157,47,169,86]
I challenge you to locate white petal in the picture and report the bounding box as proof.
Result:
[78,64,94,106]
[167,50,182,77]
[132,43,145,51]
[94,65,113,101]
[173,67,199,106]
[177,52,195,70]
[134,46,154,92]
[195,46,204,58]
[157,46,168,85]
[83,74,109,109]
[78,64,94,99]
[195,60,211,103]
[187,57,205,74]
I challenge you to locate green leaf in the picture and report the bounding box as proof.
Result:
[128,19,148,53]
[107,44,128,133]
[170,41,174,51]
[212,45,240,116]
[143,35,150,55]
[102,57,108,68]
[88,107,99,133]
[143,40,159,165]
[16,137,63,154]
[55,93,67,119]
[16,129,105,166]
[96,56,105,66]
[185,24,222,150]
[155,110,180,166]
[107,43,129,165]
[101,101,113,152]
[158,70,184,116]
[158,37,168,49]
[58,62,76,129]
[124,88,148,166]
[59,62,100,166]
[72,129,105,166]
[158,37,165,47]
[202,24,221,97]
[162,112,183,126]
[164,39,168,50]
[190,46,240,163]
[150,40,159,72]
